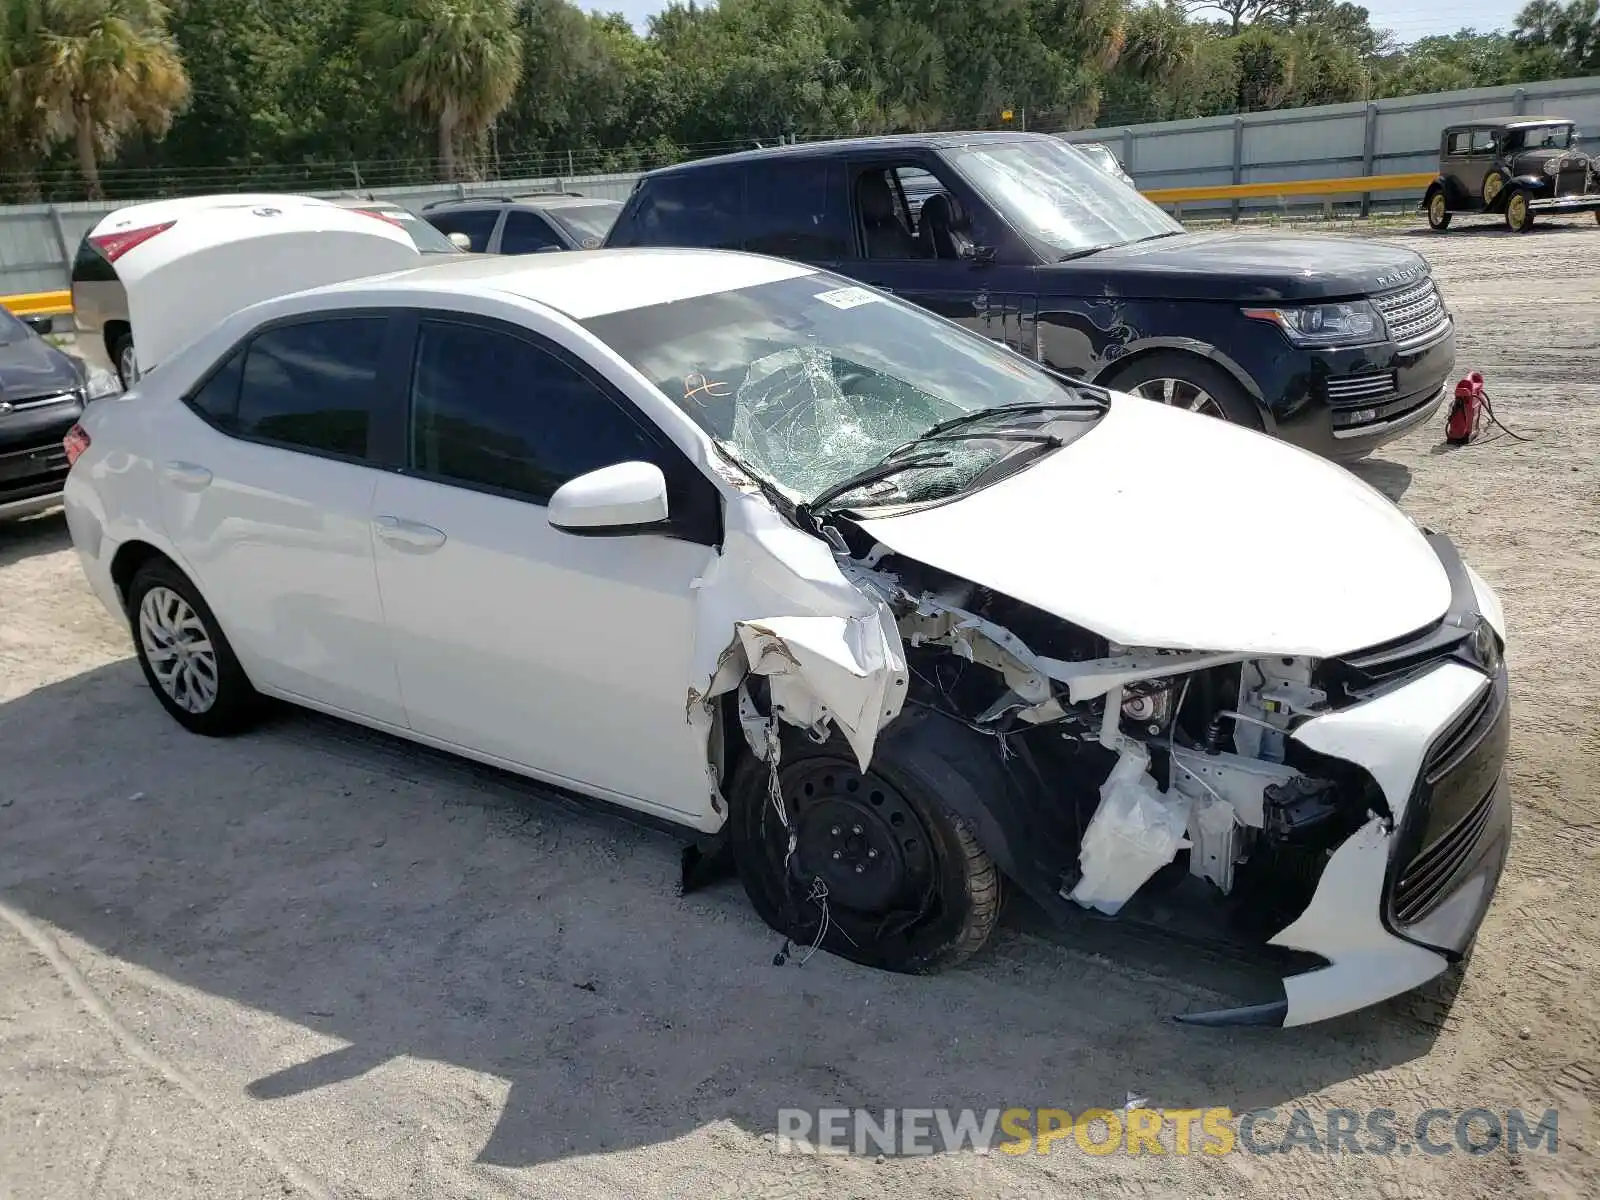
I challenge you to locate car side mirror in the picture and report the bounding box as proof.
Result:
[960,243,997,264]
[22,314,53,335]
[447,231,472,251]
[549,461,670,535]
[534,244,564,254]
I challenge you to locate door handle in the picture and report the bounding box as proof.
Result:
[373,515,447,553]
[871,283,896,294]
[162,461,213,491]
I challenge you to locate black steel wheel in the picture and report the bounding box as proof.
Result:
[729,729,1000,974]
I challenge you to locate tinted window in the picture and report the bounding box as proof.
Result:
[234,318,387,458]
[424,208,501,252]
[743,160,850,260]
[409,320,664,502]
[607,169,743,249]
[187,348,246,423]
[498,210,564,255]
[545,200,622,245]
[72,234,118,283]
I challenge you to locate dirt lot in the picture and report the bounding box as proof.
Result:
[2,217,1597,1200]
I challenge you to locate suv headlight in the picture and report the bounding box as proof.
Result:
[83,365,122,401]
[1242,300,1384,347]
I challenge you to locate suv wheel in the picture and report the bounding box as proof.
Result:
[128,558,260,735]
[1103,352,1263,428]
[1505,188,1535,233]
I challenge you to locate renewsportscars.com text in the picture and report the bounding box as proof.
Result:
[776,1106,1560,1158]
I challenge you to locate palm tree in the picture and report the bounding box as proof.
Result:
[1,0,52,200]
[358,0,525,183]
[37,0,189,200]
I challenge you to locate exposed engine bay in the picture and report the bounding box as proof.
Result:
[838,549,1380,935]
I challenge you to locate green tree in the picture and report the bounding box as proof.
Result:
[358,0,524,181]
[35,0,190,199]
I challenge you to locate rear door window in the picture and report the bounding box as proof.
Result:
[607,168,743,249]
[229,317,388,460]
[497,210,565,255]
[424,208,501,252]
[743,160,850,260]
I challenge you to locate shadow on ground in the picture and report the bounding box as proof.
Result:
[1346,457,1414,502]
[0,663,1462,1168]
[0,507,69,569]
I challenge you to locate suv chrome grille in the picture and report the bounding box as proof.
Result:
[0,389,78,413]
[1374,278,1448,349]
[1326,370,1396,405]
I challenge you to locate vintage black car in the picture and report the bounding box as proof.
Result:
[1424,117,1600,233]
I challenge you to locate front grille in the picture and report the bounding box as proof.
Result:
[1556,166,1590,196]
[1391,676,1509,926]
[1374,278,1448,349]
[0,389,78,413]
[1326,370,1396,405]
[0,441,69,487]
[1330,385,1442,433]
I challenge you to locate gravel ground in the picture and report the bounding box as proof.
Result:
[1,217,1597,1199]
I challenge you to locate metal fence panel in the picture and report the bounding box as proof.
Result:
[7,76,1600,295]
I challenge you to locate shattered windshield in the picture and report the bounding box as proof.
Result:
[582,273,1095,506]
[951,137,1180,256]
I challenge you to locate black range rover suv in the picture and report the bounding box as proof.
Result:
[604,132,1455,460]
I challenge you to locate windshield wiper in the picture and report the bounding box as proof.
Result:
[913,398,1106,443]
[1132,230,1186,243]
[804,452,955,516]
[883,427,1063,463]
[1058,244,1116,261]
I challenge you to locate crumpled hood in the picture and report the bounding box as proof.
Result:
[0,335,81,399]
[856,395,1452,659]
[1050,232,1429,303]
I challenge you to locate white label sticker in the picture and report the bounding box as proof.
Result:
[814,286,883,310]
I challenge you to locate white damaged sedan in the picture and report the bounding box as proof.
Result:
[60,249,1511,1027]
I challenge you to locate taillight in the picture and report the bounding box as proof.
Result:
[354,208,405,227]
[90,220,175,263]
[63,423,91,466]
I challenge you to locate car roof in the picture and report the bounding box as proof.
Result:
[311,246,815,321]
[422,193,620,212]
[639,130,1041,178]
[1449,117,1575,131]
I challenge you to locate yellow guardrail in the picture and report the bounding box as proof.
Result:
[2,289,73,318]
[0,172,1435,318]
[1142,171,1436,205]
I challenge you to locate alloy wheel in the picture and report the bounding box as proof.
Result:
[1128,376,1227,419]
[137,586,220,713]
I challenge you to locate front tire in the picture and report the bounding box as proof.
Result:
[1505,188,1535,233]
[127,558,260,736]
[1103,351,1264,429]
[1426,189,1452,230]
[728,727,1000,974]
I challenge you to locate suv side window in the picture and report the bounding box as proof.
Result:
[409,319,667,503]
[743,160,850,260]
[498,210,564,255]
[608,168,743,249]
[424,208,500,252]
[232,317,388,459]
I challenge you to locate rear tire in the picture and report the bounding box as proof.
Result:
[728,727,1000,974]
[127,558,260,736]
[112,332,138,389]
[1103,351,1264,429]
